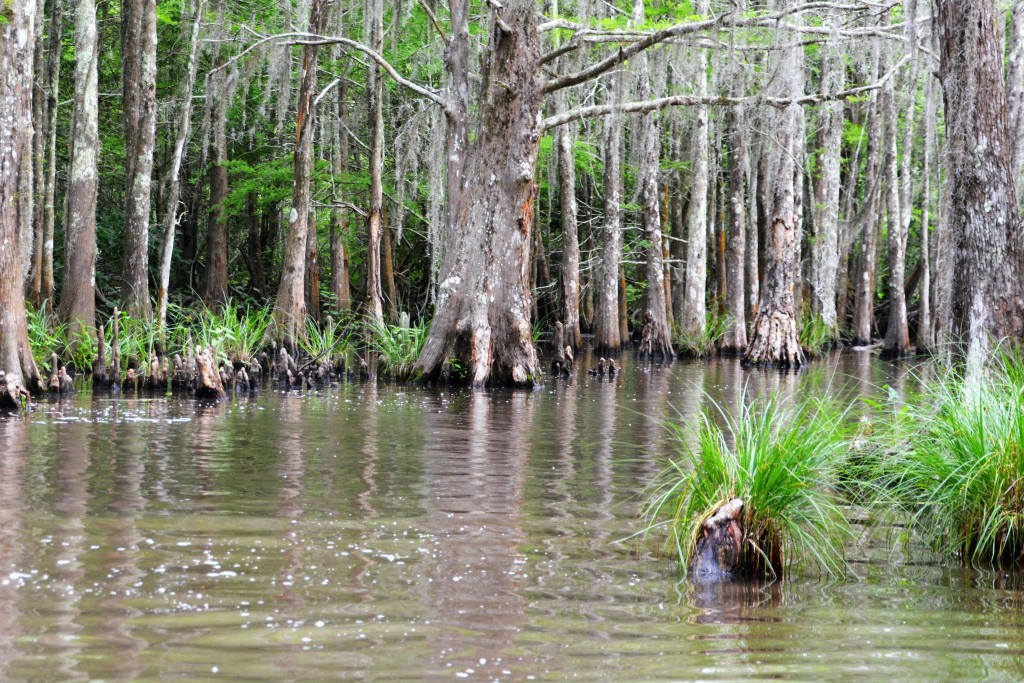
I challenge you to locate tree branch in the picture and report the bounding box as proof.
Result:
[542,54,910,130]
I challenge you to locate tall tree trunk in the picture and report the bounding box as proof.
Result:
[883,4,918,358]
[155,0,202,335]
[28,1,46,306]
[41,0,64,311]
[937,0,1024,378]
[120,0,156,319]
[58,0,100,342]
[852,34,884,346]
[594,68,624,353]
[202,66,230,309]
[557,118,582,349]
[918,56,938,351]
[1007,3,1024,200]
[0,0,43,390]
[271,0,329,347]
[411,0,543,386]
[810,35,844,334]
[330,65,352,312]
[743,0,805,367]
[363,0,385,327]
[633,0,671,360]
[720,100,748,352]
[679,22,710,340]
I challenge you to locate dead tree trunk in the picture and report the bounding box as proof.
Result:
[58,0,100,341]
[271,0,329,347]
[937,0,1024,377]
[120,0,156,320]
[743,0,805,368]
[330,57,352,312]
[410,0,543,386]
[0,0,43,392]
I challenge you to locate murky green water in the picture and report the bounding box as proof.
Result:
[1,352,1023,681]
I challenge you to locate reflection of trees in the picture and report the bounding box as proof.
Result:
[0,418,27,681]
[419,390,535,678]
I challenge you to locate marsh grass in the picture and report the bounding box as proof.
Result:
[27,304,67,375]
[299,315,353,361]
[642,393,854,578]
[799,307,836,358]
[369,320,428,379]
[191,301,271,365]
[869,354,1024,565]
[674,309,732,359]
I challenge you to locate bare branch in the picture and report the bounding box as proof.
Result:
[542,54,910,130]
[542,2,870,94]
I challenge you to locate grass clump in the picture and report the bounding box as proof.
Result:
[369,319,428,379]
[799,306,836,358]
[191,300,271,365]
[298,315,352,361]
[870,355,1024,566]
[642,393,853,578]
[674,309,731,359]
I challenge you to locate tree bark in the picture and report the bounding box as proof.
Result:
[411,0,543,387]
[556,118,582,349]
[633,0,672,361]
[810,34,844,335]
[41,0,63,311]
[28,0,45,305]
[272,0,329,347]
[594,71,624,353]
[120,0,156,319]
[155,0,202,335]
[1007,2,1024,201]
[743,0,805,368]
[330,65,352,312]
[679,25,710,340]
[202,66,230,309]
[720,100,748,353]
[363,0,385,327]
[58,0,100,341]
[1,0,43,391]
[936,0,1024,378]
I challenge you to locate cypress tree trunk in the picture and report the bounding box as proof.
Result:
[0,0,43,390]
[594,72,624,353]
[743,0,804,368]
[720,100,748,353]
[363,0,386,327]
[271,0,329,346]
[41,0,63,311]
[330,68,352,313]
[120,0,156,319]
[633,0,672,361]
[58,0,100,342]
[936,0,1024,377]
[411,0,543,386]
[679,26,709,341]
[557,121,582,349]
[202,67,230,309]
[810,36,844,334]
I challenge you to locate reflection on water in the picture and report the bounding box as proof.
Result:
[0,352,1023,681]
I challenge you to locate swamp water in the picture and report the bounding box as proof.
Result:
[1,352,1023,682]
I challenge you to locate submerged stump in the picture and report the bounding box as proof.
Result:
[688,498,745,581]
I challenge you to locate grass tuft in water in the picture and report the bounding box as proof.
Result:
[673,309,731,359]
[799,306,836,358]
[368,319,428,379]
[868,353,1024,566]
[641,393,854,578]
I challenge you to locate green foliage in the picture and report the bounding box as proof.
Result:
[190,301,272,365]
[674,308,731,358]
[641,393,854,578]
[867,354,1024,565]
[26,304,66,375]
[799,306,836,357]
[298,315,353,361]
[369,319,428,379]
